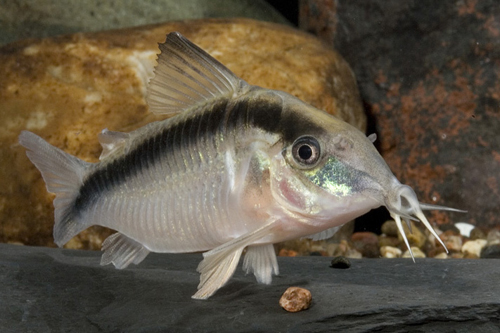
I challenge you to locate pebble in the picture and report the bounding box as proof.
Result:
[330,256,351,269]
[440,224,461,234]
[378,235,400,248]
[380,246,402,258]
[469,227,486,240]
[454,222,476,237]
[398,221,427,248]
[351,232,380,258]
[433,252,449,259]
[486,229,500,245]
[481,244,500,258]
[279,287,312,312]
[278,249,298,257]
[439,232,463,252]
[352,232,378,244]
[333,240,363,259]
[402,247,426,258]
[461,239,487,257]
[381,220,399,237]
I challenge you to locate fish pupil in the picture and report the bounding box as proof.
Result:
[298,145,313,160]
[291,136,321,167]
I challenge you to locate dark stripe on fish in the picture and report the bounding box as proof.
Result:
[74,98,229,213]
[73,92,322,214]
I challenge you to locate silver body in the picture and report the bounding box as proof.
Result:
[19,32,463,299]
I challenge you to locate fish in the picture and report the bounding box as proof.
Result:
[18,32,465,300]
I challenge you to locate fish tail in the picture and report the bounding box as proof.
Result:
[19,131,92,247]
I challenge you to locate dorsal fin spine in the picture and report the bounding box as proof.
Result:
[146,32,245,115]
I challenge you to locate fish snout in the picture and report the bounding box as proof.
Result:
[384,184,449,261]
[385,184,420,219]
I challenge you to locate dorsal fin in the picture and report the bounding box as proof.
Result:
[98,128,130,160]
[146,32,246,115]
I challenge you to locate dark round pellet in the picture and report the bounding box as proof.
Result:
[330,256,351,269]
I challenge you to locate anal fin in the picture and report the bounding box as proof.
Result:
[243,244,278,284]
[192,219,278,300]
[100,233,150,269]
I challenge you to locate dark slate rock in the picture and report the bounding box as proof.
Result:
[0,0,289,46]
[300,0,500,230]
[1,244,500,332]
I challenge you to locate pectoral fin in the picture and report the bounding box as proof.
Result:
[100,233,150,269]
[192,219,277,300]
[304,226,341,241]
[242,244,278,284]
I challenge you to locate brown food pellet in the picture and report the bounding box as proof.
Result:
[279,287,312,312]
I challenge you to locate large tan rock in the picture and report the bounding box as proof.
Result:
[1,18,366,249]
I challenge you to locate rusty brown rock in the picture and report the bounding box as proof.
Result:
[300,0,500,230]
[1,18,365,249]
[279,287,312,312]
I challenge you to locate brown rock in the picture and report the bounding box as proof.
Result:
[397,221,427,249]
[378,235,400,248]
[300,0,500,230]
[427,246,447,259]
[1,18,366,248]
[278,249,299,257]
[439,233,463,253]
[279,287,312,312]
[402,247,426,258]
[450,252,465,259]
[333,240,363,259]
[469,227,486,240]
[351,231,378,244]
[381,220,399,237]
[351,232,380,258]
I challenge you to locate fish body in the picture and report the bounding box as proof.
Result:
[19,32,464,299]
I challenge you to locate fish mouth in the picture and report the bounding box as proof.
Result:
[384,184,466,261]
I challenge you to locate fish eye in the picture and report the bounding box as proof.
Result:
[291,136,321,167]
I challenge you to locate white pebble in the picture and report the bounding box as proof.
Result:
[454,222,475,237]
[461,239,487,257]
[402,247,426,258]
[380,246,402,258]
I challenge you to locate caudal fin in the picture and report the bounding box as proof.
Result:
[19,131,92,247]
